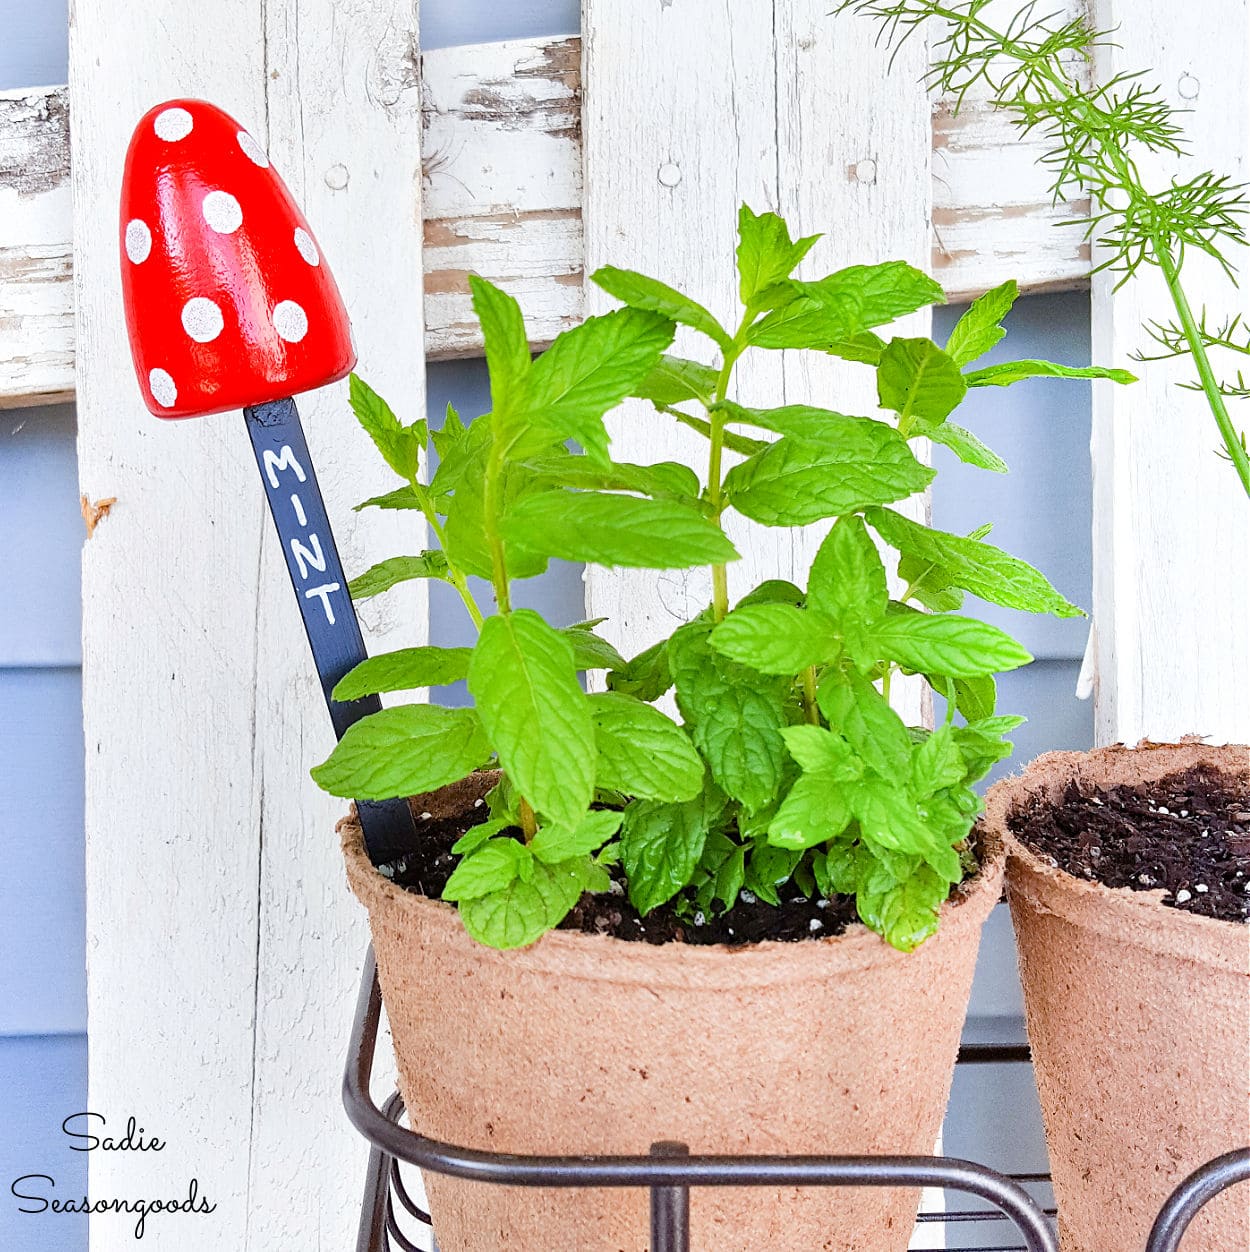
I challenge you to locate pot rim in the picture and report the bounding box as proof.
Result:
[340,782,1005,989]
[983,740,1250,968]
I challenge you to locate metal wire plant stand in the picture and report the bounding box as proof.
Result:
[344,948,1248,1252]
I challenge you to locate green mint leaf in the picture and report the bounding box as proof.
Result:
[468,275,531,422]
[467,610,595,827]
[520,308,675,463]
[708,603,836,674]
[441,444,550,582]
[944,279,1018,368]
[952,675,997,722]
[348,374,425,480]
[778,724,862,780]
[531,810,623,864]
[590,691,705,802]
[527,452,701,503]
[736,203,822,305]
[673,410,770,456]
[874,608,1033,678]
[310,705,487,799]
[817,672,911,783]
[670,623,788,812]
[866,507,1084,618]
[348,553,451,600]
[910,726,966,796]
[332,646,473,701]
[852,780,962,882]
[749,261,944,350]
[443,837,530,902]
[767,776,853,850]
[822,330,887,365]
[459,857,589,949]
[354,486,422,513]
[633,354,719,407]
[822,839,872,895]
[735,579,805,609]
[717,400,870,441]
[857,864,949,952]
[713,842,747,911]
[725,429,934,526]
[561,625,628,673]
[929,422,1009,473]
[451,816,513,856]
[592,266,733,351]
[964,360,1137,388]
[743,841,801,905]
[952,722,1018,786]
[620,793,716,914]
[807,515,889,624]
[430,410,493,497]
[606,638,673,702]
[503,490,738,569]
[877,337,967,427]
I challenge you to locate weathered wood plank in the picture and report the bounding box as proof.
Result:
[71,2,423,1247]
[422,35,583,358]
[0,87,73,407]
[4,28,1093,406]
[1089,0,1250,744]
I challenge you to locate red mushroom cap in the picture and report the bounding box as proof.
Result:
[119,99,356,419]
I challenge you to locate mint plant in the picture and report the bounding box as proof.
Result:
[838,0,1250,496]
[313,205,1131,951]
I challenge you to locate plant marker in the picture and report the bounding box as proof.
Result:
[118,98,416,864]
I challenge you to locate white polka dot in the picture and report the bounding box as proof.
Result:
[149,369,177,407]
[153,107,194,142]
[124,219,151,263]
[181,297,224,343]
[272,300,308,343]
[293,227,319,266]
[237,130,269,168]
[201,190,243,234]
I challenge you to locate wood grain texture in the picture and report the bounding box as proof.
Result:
[1089,0,1250,745]
[5,22,1093,406]
[422,35,583,358]
[70,2,422,1246]
[0,87,73,408]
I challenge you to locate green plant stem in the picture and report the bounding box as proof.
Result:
[1156,254,1250,495]
[518,797,538,841]
[927,1,1250,496]
[481,440,513,614]
[801,666,820,725]
[408,475,485,629]
[881,665,893,705]
[707,315,752,621]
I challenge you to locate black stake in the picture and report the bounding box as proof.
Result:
[244,398,416,865]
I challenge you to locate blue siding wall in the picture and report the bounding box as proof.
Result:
[1,405,88,1251]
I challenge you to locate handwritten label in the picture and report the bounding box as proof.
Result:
[265,443,342,627]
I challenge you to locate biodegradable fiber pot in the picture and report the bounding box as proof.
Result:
[342,773,1005,1252]
[984,743,1250,1252]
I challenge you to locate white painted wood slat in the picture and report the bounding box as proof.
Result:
[1089,0,1250,745]
[70,2,424,1247]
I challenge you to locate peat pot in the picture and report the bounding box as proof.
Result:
[341,773,1005,1252]
[984,743,1250,1252]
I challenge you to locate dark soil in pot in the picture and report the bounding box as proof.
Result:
[382,799,867,945]
[1008,763,1250,923]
